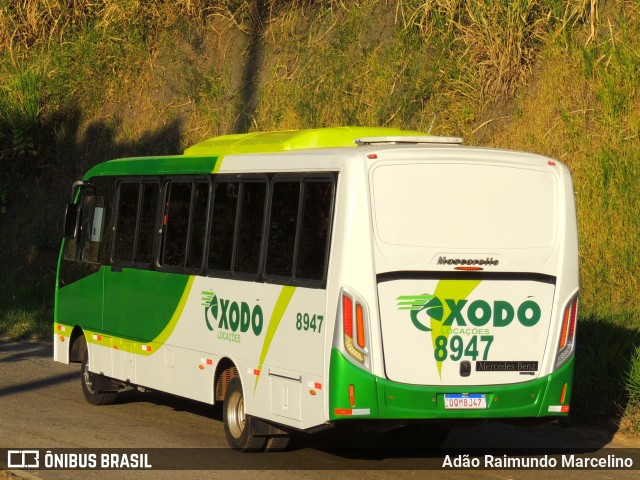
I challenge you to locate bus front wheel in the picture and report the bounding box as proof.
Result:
[223,377,266,452]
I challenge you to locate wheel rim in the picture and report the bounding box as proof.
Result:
[83,362,96,394]
[226,390,245,439]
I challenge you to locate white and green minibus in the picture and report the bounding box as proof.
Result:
[54,126,579,450]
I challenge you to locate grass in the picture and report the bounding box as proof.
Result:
[0,67,43,163]
[574,311,640,436]
[407,0,549,100]
[0,269,55,341]
[627,353,640,435]
[0,0,639,432]
[574,314,639,415]
[0,308,51,340]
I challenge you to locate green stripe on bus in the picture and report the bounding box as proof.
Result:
[152,275,195,349]
[431,279,481,377]
[212,156,223,173]
[83,156,219,178]
[254,286,297,393]
[72,275,194,356]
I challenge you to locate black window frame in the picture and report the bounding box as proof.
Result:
[205,173,269,282]
[59,178,114,288]
[104,170,336,289]
[295,176,336,283]
[262,172,336,289]
[62,181,106,265]
[158,175,212,275]
[110,177,162,269]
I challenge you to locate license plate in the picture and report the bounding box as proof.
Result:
[444,393,487,409]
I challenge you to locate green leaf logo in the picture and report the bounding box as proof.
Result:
[396,294,443,332]
[423,296,444,320]
[201,291,218,331]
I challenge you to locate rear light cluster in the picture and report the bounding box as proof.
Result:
[341,289,369,366]
[555,294,578,369]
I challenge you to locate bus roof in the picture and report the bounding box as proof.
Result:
[183,127,428,156]
[83,127,465,178]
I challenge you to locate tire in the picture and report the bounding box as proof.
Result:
[265,435,290,452]
[80,342,118,406]
[223,377,266,452]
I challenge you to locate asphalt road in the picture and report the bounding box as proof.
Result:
[1,337,638,479]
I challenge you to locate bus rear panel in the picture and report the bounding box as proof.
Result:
[329,150,578,422]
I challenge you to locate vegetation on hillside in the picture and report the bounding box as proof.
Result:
[1,0,639,432]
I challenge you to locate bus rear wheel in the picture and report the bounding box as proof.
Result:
[223,377,266,452]
[80,346,117,406]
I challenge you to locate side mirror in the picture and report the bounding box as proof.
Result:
[64,203,79,239]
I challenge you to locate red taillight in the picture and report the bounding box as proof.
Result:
[559,297,578,349]
[355,304,365,348]
[555,294,578,371]
[343,294,353,338]
[559,307,570,349]
[568,299,578,339]
[341,290,366,365]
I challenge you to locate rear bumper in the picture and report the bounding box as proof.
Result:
[329,349,574,420]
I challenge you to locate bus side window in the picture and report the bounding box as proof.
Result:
[234,181,267,275]
[162,182,192,267]
[161,179,208,270]
[80,195,106,264]
[208,181,239,272]
[207,177,267,278]
[63,194,105,264]
[266,181,300,278]
[113,182,140,262]
[186,182,209,269]
[296,179,334,281]
[135,183,160,263]
[265,176,334,285]
[112,181,160,266]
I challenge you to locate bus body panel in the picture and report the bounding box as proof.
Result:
[377,278,556,385]
[102,268,190,343]
[55,270,104,334]
[56,273,329,429]
[329,347,575,420]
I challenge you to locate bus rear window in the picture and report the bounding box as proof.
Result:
[371,163,556,249]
